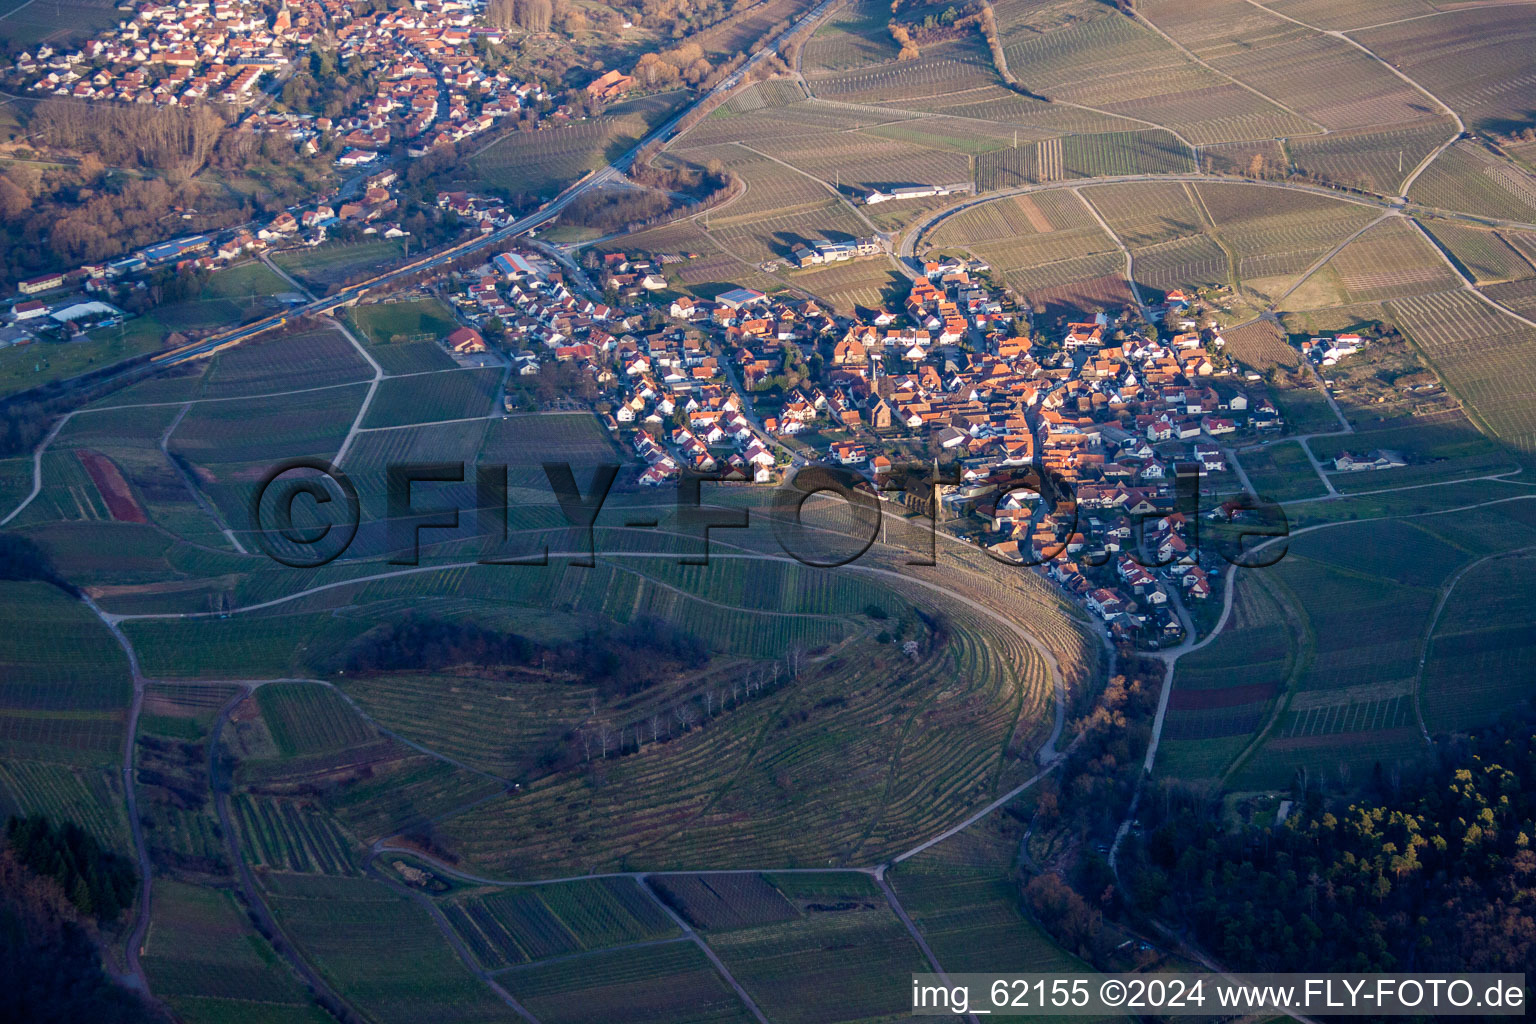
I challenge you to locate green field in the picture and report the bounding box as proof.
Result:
[1235,441,1327,503]
[347,299,461,374]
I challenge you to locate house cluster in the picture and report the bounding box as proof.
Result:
[627,385,777,486]
[451,249,650,385]
[436,190,525,234]
[1332,448,1406,472]
[9,0,550,158]
[1299,333,1365,367]
[14,0,295,106]
[789,236,885,268]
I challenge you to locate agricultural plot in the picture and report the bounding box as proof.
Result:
[1262,0,1433,31]
[1080,181,1204,248]
[474,92,686,198]
[0,581,130,767]
[1288,120,1456,196]
[1236,441,1327,502]
[650,873,798,931]
[1388,290,1536,452]
[1211,519,1487,789]
[1419,220,1534,284]
[1131,233,1230,294]
[1289,217,1457,307]
[1224,321,1300,375]
[500,939,756,1024]
[703,900,930,1024]
[360,367,502,429]
[348,299,461,375]
[1062,129,1194,178]
[271,238,408,290]
[799,0,897,72]
[995,0,1315,145]
[142,879,328,1024]
[708,198,872,266]
[445,877,678,969]
[264,874,515,1024]
[0,759,130,851]
[1357,7,1536,134]
[437,615,1044,876]
[199,327,373,399]
[1204,31,1429,131]
[169,382,366,463]
[1408,142,1536,223]
[1193,183,1379,298]
[254,684,375,758]
[807,49,1000,108]
[1164,575,1294,775]
[0,0,124,48]
[765,130,971,196]
[1200,137,1289,180]
[892,871,1091,974]
[1421,553,1536,732]
[319,753,504,844]
[234,795,357,873]
[789,258,903,314]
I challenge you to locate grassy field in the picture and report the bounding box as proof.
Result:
[272,238,409,290]
[0,0,125,49]
[0,318,169,401]
[1235,441,1327,503]
[346,299,461,375]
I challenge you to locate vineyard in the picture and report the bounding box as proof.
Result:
[167,382,367,464]
[1288,120,1456,196]
[142,879,327,1023]
[500,940,755,1024]
[473,91,687,198]
[1388,290,1536,452]
[437,608,1044,876]
[200,326,373,400]
[1408,142,1536,223]
[264,873,513,1024]
[360,367,503,429]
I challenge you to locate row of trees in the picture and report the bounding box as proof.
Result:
[30,101,224,176]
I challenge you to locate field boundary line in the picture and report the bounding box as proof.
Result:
[1130,9,1329,137]
[637,875,772,1024]
[1348,0,1536,33]
[160,401,248,554]
[1236,0,1462,196]
[1410,546,1536,743]
[1073,187,1154,323]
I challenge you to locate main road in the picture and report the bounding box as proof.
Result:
[133,0,838,372]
